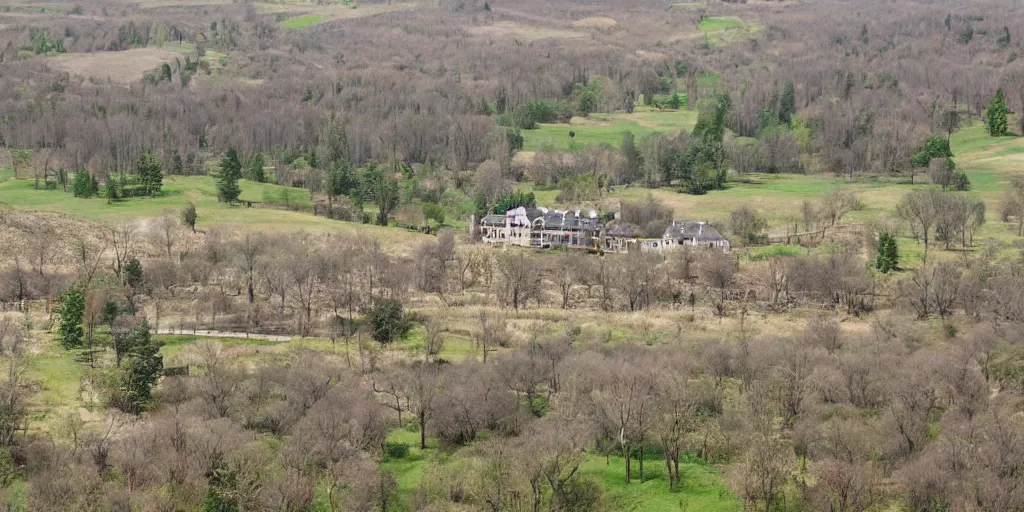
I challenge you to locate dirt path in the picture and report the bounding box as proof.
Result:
[155,327,292,342]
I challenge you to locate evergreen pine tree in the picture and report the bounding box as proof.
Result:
[57,287,85,350]
[118,321,163,414]
[72,171,96,198]
[779,82,796,125]
[960,24,974,45]
[668,92,682,110]
[181,202,198,232]
[136,152,163,196]
[171,151,184,175]
[875,231,900,273]
[985,89,1010,137]
[998,27,1012,49]
[326,158,355,208]
[217,148,243,204]
[246,153,265,183]
[105,179,120,204]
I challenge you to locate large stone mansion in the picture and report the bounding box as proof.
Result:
[477,206,730,253]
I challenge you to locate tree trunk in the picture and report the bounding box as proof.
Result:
[358,330,365,373]
[638,443,644,482]
[624,446,631,484]
[664,452,674,489]
[419,409,427,450]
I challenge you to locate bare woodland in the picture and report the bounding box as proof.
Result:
[1,0,1024,510]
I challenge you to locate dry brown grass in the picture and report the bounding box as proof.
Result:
[47,48,182,85]
[512,151,537,167]
[256,1,418,22]
[572,16,618,29]
[467,21,585,41]
[135,0,235,6]
[635,50,669,62]
[0,207,106,268]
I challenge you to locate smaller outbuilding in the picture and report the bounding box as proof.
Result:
[662,221,731,251]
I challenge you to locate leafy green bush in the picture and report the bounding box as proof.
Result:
[385,443,410,460]
[368,299,409,344]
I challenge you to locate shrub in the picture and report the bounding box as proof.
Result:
[71,171,98,198]
[385,443,410,460]
[620,194,673,238]
[730,206,768,245]
[368,299,409,344]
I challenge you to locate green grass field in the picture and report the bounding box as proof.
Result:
[580,454,740,512]
[162,42,197,54]
[0,175,432,254]
[380,428,741,512]
[518,119,1022,268]
[699,17,745,32]
[698,16,758,44]
[521,109,700,152]
[380,428,442,503]
[27,348,87,422]
[281,14,327,28]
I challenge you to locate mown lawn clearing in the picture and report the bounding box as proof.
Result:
[281,14,326,28]
[0,175,432,255]
[521,109,699,152]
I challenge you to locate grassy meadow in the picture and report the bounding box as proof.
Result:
[0,118,1019,267]
[256,1,418,27]
[280,14,327,28]
[515,112,1021,267]
[521,108,700,152]
[0,174,432,254]
[698,16,759,44]
[379,426,741,512]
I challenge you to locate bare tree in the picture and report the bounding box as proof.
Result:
[698,255,736,316]
[0,320,29,446]
[495,251,541,311]
[730,436,792,512]
[897,189,942,262]
[804,314,842,354]
[478,311,510,364]
[108,222,138,283]
[403,362,443,450]
[591,361,656,483]
[72,233,107,288]
[193,342,241,418]
[819,190,860,229]
[756,256,790,306]
[154,210,180,260]
[423,319,445,363]
[552,252,579,309]
[653,361,703,490]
